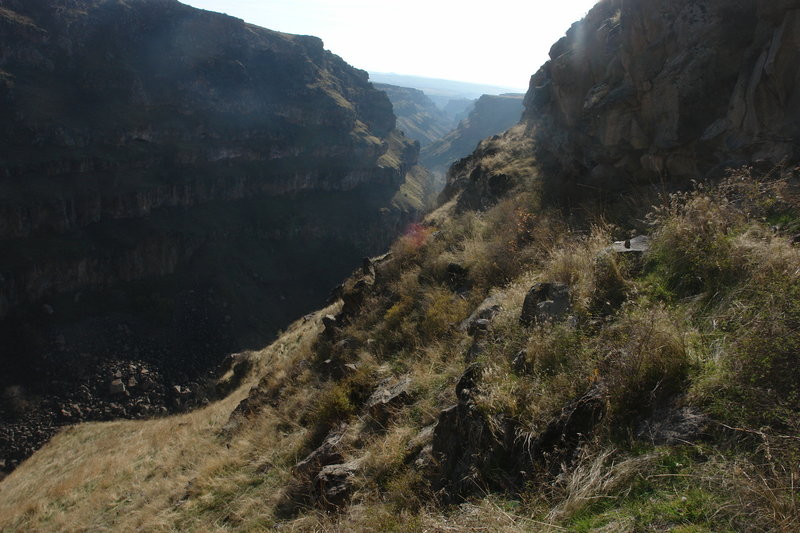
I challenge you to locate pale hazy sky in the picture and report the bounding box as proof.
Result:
[180,0,599,89]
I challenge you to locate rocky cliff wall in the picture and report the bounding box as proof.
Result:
[522,0,800,201]
[0,0,430,321]
[0,0,433,466]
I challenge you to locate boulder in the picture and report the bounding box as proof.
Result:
[109,379,126,396]
[293,424,348,477]
[520,282,571,325]
[314,458,362,508]
[365,376,412,423]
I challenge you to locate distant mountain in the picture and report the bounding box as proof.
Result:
[373,83,453,147]
[421,93,525,177]
[440,97,475,124]
[368,72,524,100]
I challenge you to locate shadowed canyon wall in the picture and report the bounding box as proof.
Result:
[0,0,432,470]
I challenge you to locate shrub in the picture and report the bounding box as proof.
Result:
[420,287,469,341]
[602,306,690,427]
[305,365,376,429]
[646,183,748,298]
[391,223,435,266]
[525,323,587,377]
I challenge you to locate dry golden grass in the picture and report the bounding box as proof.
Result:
[546,448,661,523]
[3,167,800,532]
[0,307,333,533]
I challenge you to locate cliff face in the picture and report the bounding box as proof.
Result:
[373,83,453,146]
[523,0,800,201]
[0,0,432,471]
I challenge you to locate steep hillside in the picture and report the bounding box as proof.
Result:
[1,0,800,531]
[373,83,453,146]
[421,93,524,177]
[0,0,433,474]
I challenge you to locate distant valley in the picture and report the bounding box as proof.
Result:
[372,78,525,186]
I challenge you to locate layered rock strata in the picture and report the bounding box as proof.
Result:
[0,0,432,472]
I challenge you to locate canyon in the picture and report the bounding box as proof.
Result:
[0,0,433,473]
[0,0,799,531]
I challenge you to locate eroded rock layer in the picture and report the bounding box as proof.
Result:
[0,0,432,471]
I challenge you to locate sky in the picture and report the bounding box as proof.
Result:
[181,0,599,90]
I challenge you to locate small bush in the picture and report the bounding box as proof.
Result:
[602,306,690,427]
[525,323,587,377]
[305,365,376,429]
[420,287,469,341]
[646,186,746,298]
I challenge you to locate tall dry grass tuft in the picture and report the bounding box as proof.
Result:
[547,448,660,523]
[542,225,628,316]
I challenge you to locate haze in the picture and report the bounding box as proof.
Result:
[180,0,599,90]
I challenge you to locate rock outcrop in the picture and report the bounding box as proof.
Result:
[0,0,434,474]
[523,0,800,202]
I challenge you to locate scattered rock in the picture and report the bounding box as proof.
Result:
[611,235,651,254]
[527,384,606,471]
[431,379,516,496]
[520,282,571,325]
[322,315,338,338]
[294,424,349,477]
[511,349,529,374]
[455,362,482,404]
[637,406,709,445]
[340,279,371,319]
[460,295,503,332]
[361,257,374,276]
[109,379,126,395]
[464,339,486,363]
[327,284,344,305]
[365,376,412,423]
[314,458,362,508]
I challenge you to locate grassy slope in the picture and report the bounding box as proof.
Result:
[1,134,800,531]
